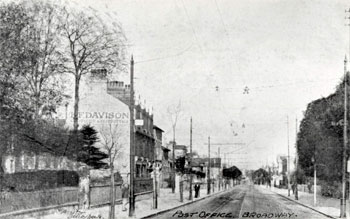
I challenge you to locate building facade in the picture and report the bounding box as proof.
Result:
[134,104,155,179]
[174,145,187,159]
[60,74,130,183]
[153,125,163,162]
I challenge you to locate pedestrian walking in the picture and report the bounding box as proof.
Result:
[121,183,129,211]
[194,183,200,198]
[307,181,312,194]
[292,183,295,194]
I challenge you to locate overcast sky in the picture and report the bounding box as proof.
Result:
[71,0,349,170]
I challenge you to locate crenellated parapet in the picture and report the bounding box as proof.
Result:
[107,80,131,106]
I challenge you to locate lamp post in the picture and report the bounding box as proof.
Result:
[311,156,316,206]
[287,116,291,197]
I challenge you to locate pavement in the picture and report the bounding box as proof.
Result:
[87,186,226,219]
[6,185,229,219]
[151,183,331,219]
[264,185,340,218]
[3,184,342,219]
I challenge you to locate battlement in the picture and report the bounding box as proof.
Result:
[107,81,131,90]
[107,80,131,106]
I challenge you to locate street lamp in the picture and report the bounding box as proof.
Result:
[311,156,316,206]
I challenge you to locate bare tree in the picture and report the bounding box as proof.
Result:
[20,1,66,119]
[100,123,124,219]
[61,7,127,130]
[167,100,182,193]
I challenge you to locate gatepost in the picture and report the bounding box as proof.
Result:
[78,165,90,209]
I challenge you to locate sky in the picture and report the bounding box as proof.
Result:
[69,0,349,170]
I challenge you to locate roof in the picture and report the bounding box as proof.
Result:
[175,145,187,150]
[192,158,206,167]
[161,146,170,151]
[153,125,164,132]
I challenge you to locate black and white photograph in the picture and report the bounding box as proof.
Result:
[0,0,350,218]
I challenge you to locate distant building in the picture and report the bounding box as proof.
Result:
[192,157,221,182]
[134,104,155,179]
[153,125,164,161]
[160,146,171,188]
[273,155,295,187]
[277,155,295,175]
[174,145,187,159]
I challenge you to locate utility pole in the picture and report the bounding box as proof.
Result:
[224,153,226,190]
[218,147,221,191]
[207,136,211,195]
[342,10,350,218]
[295,118,299,200]
[172,134,176,193]
[287,116,290,197]
[189,117,193,201]
[129,56,135,217]
[342,55,348,217]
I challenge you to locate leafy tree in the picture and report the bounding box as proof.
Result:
[252,168,270,184]
[298,75,348,184]
[0,1,66,120]
[0,2,31,119]
[175,156,186,173]
[78,125,108,169]
[18,1,66,119]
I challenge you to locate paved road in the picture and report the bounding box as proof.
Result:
[150,184,330,219]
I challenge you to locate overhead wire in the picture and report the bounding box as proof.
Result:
[180,0,204,54]
[134,43,194,64]
[213,0,245,85]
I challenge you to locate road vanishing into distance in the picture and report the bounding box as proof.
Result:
[150,183,330,219]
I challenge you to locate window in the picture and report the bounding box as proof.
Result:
[136,164,141,178]
[142,164,147,177]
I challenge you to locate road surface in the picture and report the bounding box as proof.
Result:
[150,184,330,218]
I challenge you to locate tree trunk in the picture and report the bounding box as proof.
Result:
[109,163,115,219]
[73,75,80,131]
[34,93,40,119]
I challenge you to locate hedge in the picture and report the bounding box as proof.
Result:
[0,170,79,192]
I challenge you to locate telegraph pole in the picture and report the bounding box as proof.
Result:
[218,147,221,191]
[172,133,176,193]
[295,118,299,200]
[207,136,211,195]
[129,56,135,217]
[342,10,350,218]
[287,116,290,197]
[189,117,193,201]
[341,55,348,217]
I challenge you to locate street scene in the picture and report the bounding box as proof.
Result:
[1,0,350,218]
